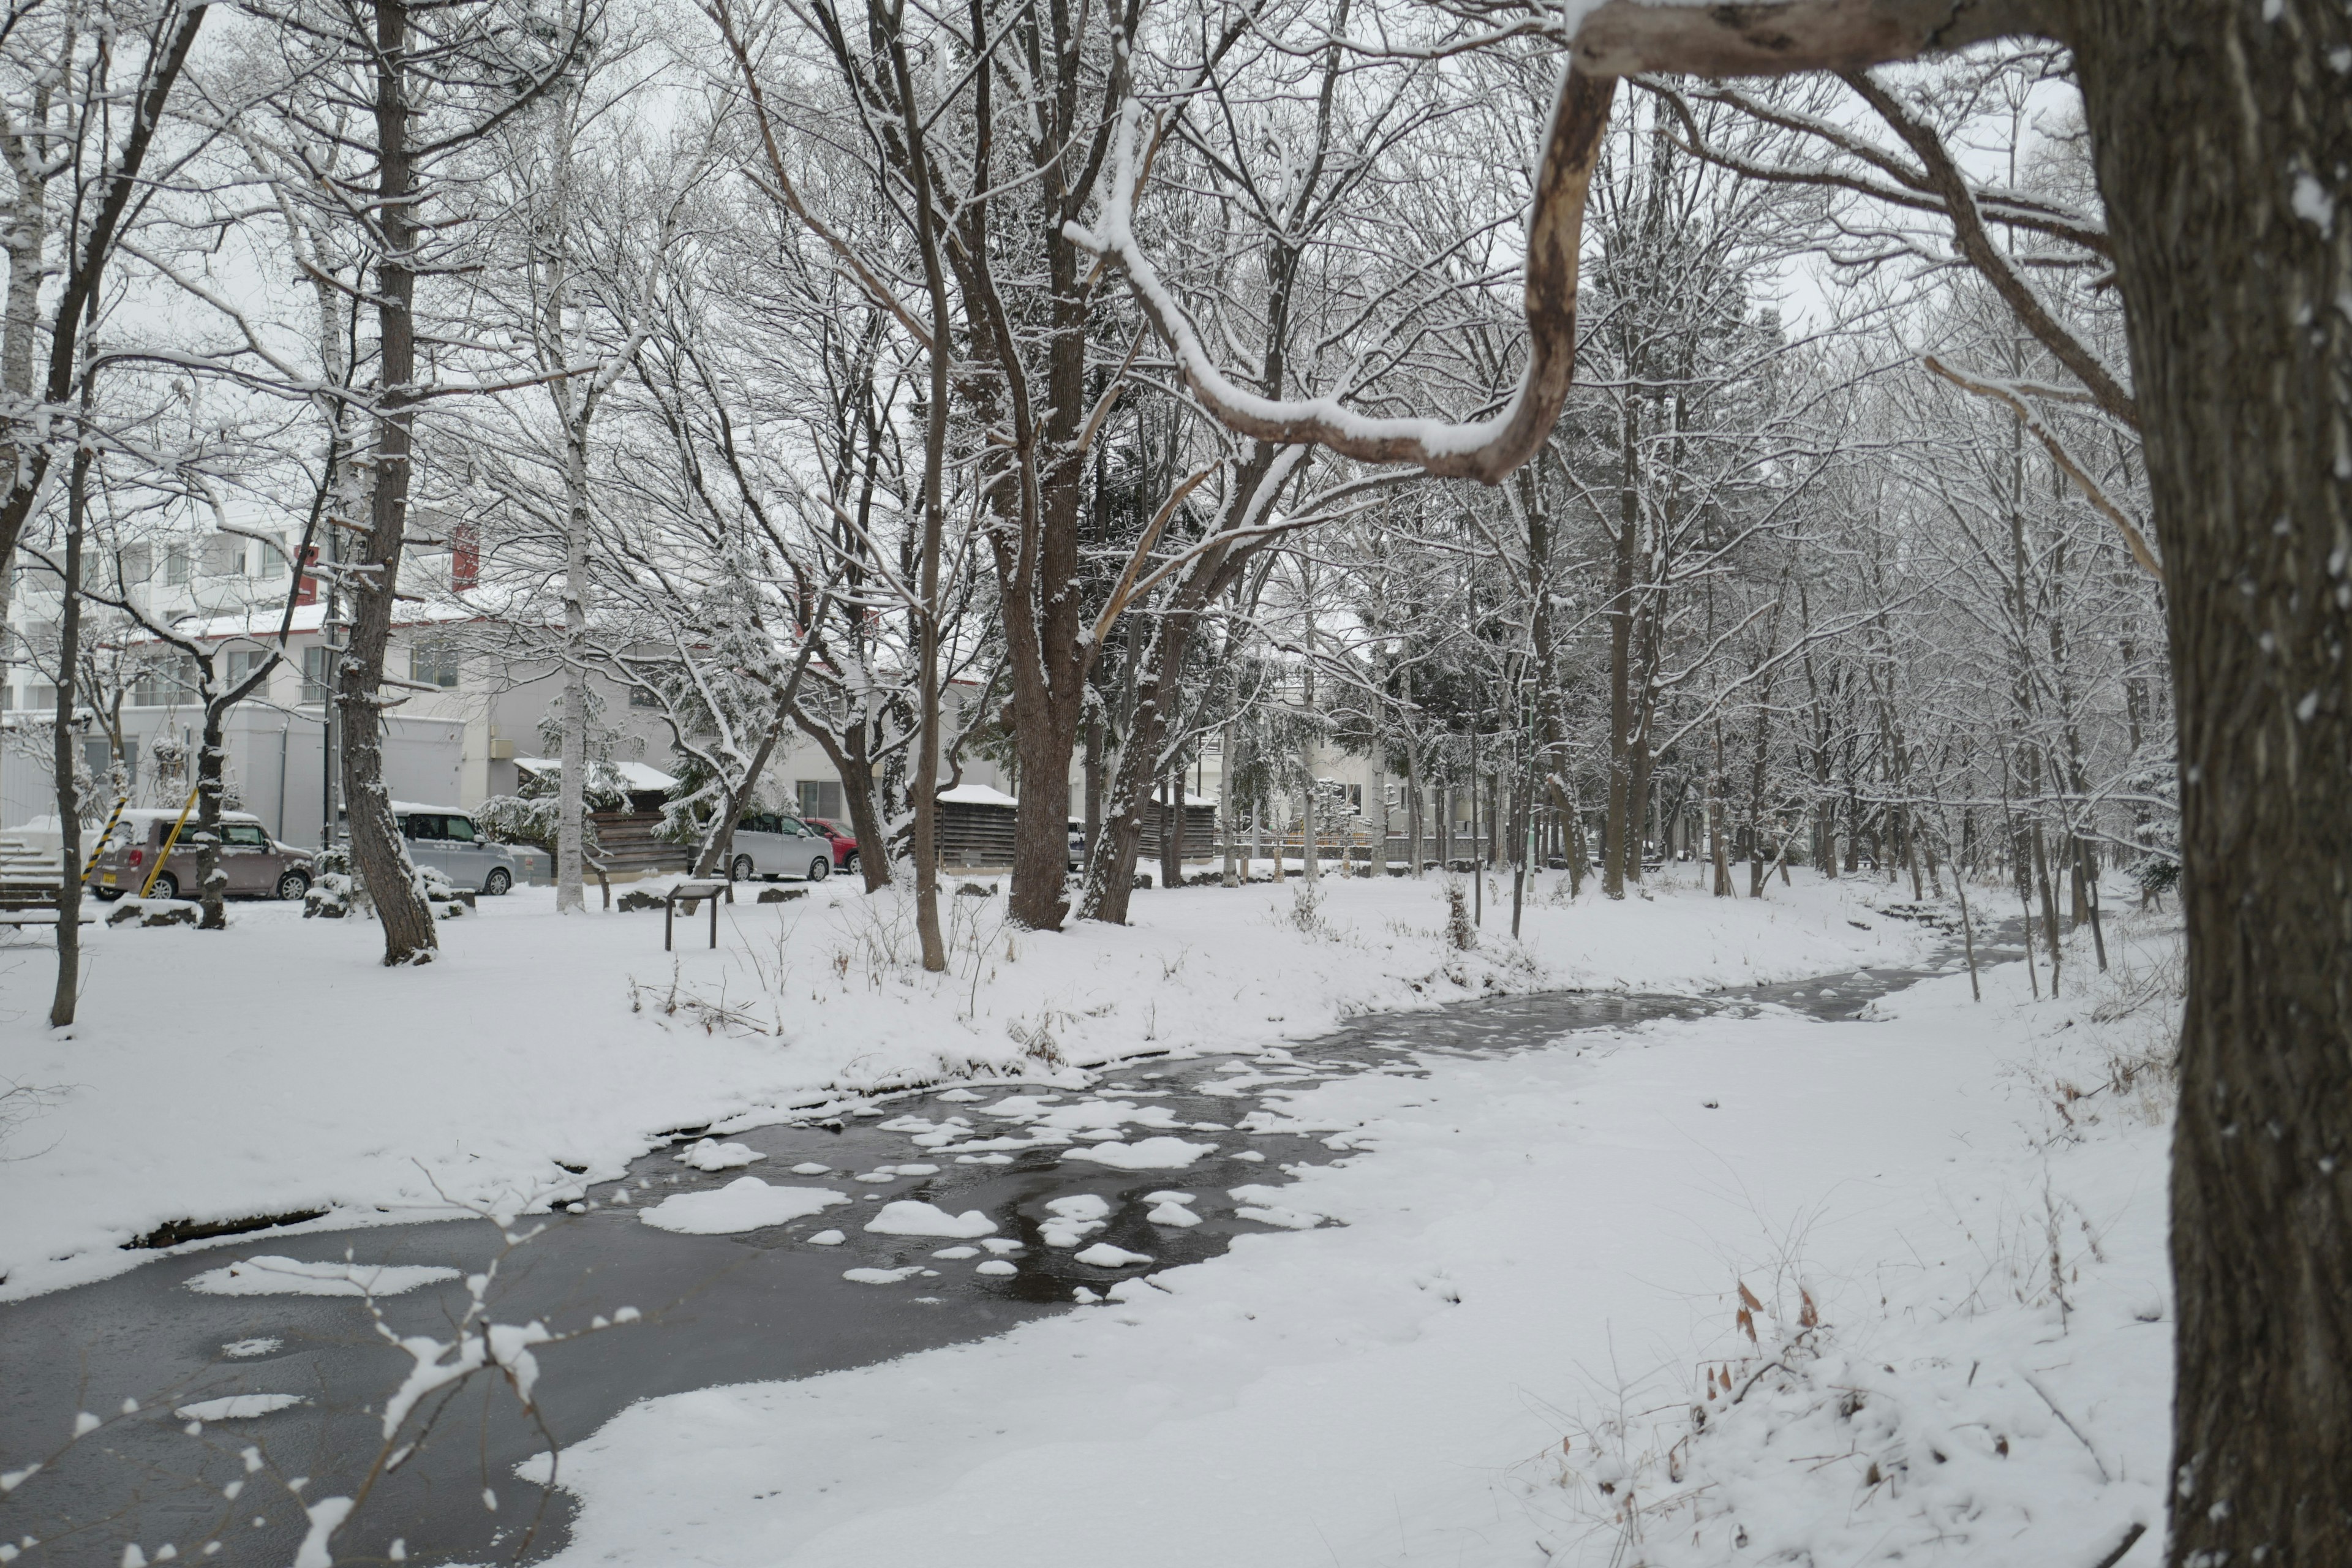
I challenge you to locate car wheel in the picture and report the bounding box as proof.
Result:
[276,870,312,900]
[807,855,831,882]
[843,850,859,876]
[731,854,756,883]
[149,872,179,900]
[483,867,512,897]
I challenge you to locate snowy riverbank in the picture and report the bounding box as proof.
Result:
[524,905,2179,1568]
[0,867,1932,1300]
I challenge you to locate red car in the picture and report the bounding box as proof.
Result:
[803,818,861,876]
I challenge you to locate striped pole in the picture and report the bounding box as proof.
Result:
[141,785,203,899]
[81,794,130,884]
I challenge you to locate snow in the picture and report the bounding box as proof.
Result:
[674,1139,761,1172]
[1071,1243,1154,1268]
[805,1231,846,1246]
[0,870,1931,1301]
[220,1338,281,1358]
[635,1178,850,1235]
[520,906,2176,1568]
[510,757,680,793]
[1063,1137,1219,1170]
[172,1395,307,1422]
[842,1267,926,1286]
[974,1261,1017,1276]
[934,783,1018,807]
[864,1202,996,1238]
[183,1258,460,1298]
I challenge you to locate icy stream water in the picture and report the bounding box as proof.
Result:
[0,915,2011,1566]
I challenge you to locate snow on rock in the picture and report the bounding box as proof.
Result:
[1039,1194,1111,1248]
[805,1231,846,1246]
[184,1257,459,1298]
[675,1139,763,1172]
[1147,1203,1202,1228]
[974,1261,1017,1277]
[1071,1243,1153,1268]
[637,1179,850,1235]
[1064,1137,1218,1170]
[220,1338,281,1358]
[173,1394,307,1422]
[790,1163,834,1176]
[864,1202,996,1238]
[842,1266,926,1286]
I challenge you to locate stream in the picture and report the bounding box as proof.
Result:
[0,909,2011,1566]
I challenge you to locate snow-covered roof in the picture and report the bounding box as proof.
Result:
[512,756,680,793]
[157,594,512,644]
[937,783,1018,808]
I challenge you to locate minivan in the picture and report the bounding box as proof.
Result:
[728,812,833,883]
[393,803,521,895]
[92,810,315,902]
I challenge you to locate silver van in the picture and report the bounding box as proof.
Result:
[392,803,520,895]
[728,812,832,883]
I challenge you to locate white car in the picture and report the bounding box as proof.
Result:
[728,812,833,883]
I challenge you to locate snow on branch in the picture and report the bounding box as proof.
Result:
[1923,355,2163,581]
[1067,69,1617,486]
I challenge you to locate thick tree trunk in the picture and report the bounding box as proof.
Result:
[338,0,439,965]
[2070,5,2352,1559]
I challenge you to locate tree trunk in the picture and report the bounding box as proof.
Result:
[2070,6,2352,1556]
[1159,764,1182,891]
[194,699,232,931]
[47,433,87,1028]
[342,0,439,966]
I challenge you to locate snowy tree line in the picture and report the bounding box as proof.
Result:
[0,1,2166,982]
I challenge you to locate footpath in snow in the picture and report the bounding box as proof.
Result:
[0,869,1927,1300]
[522,902,2179,1568]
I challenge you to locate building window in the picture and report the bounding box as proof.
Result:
[258,536,287,579]
[409,641,461,688]
[796,780,843,821]
[165,543,191,585]
[302,646,334,704]
[226,647,271,687]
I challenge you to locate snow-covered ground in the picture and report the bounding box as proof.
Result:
[519,903,2179,1568]
[0,867,1929,1300]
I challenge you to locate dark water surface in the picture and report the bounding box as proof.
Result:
[0,910,2010,1566]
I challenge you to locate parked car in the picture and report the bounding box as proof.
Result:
[728,812,833,883]
[92,810,315,902]
[1068,821,1088,871]
[392,803,520,895]
[801,818,861,876]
